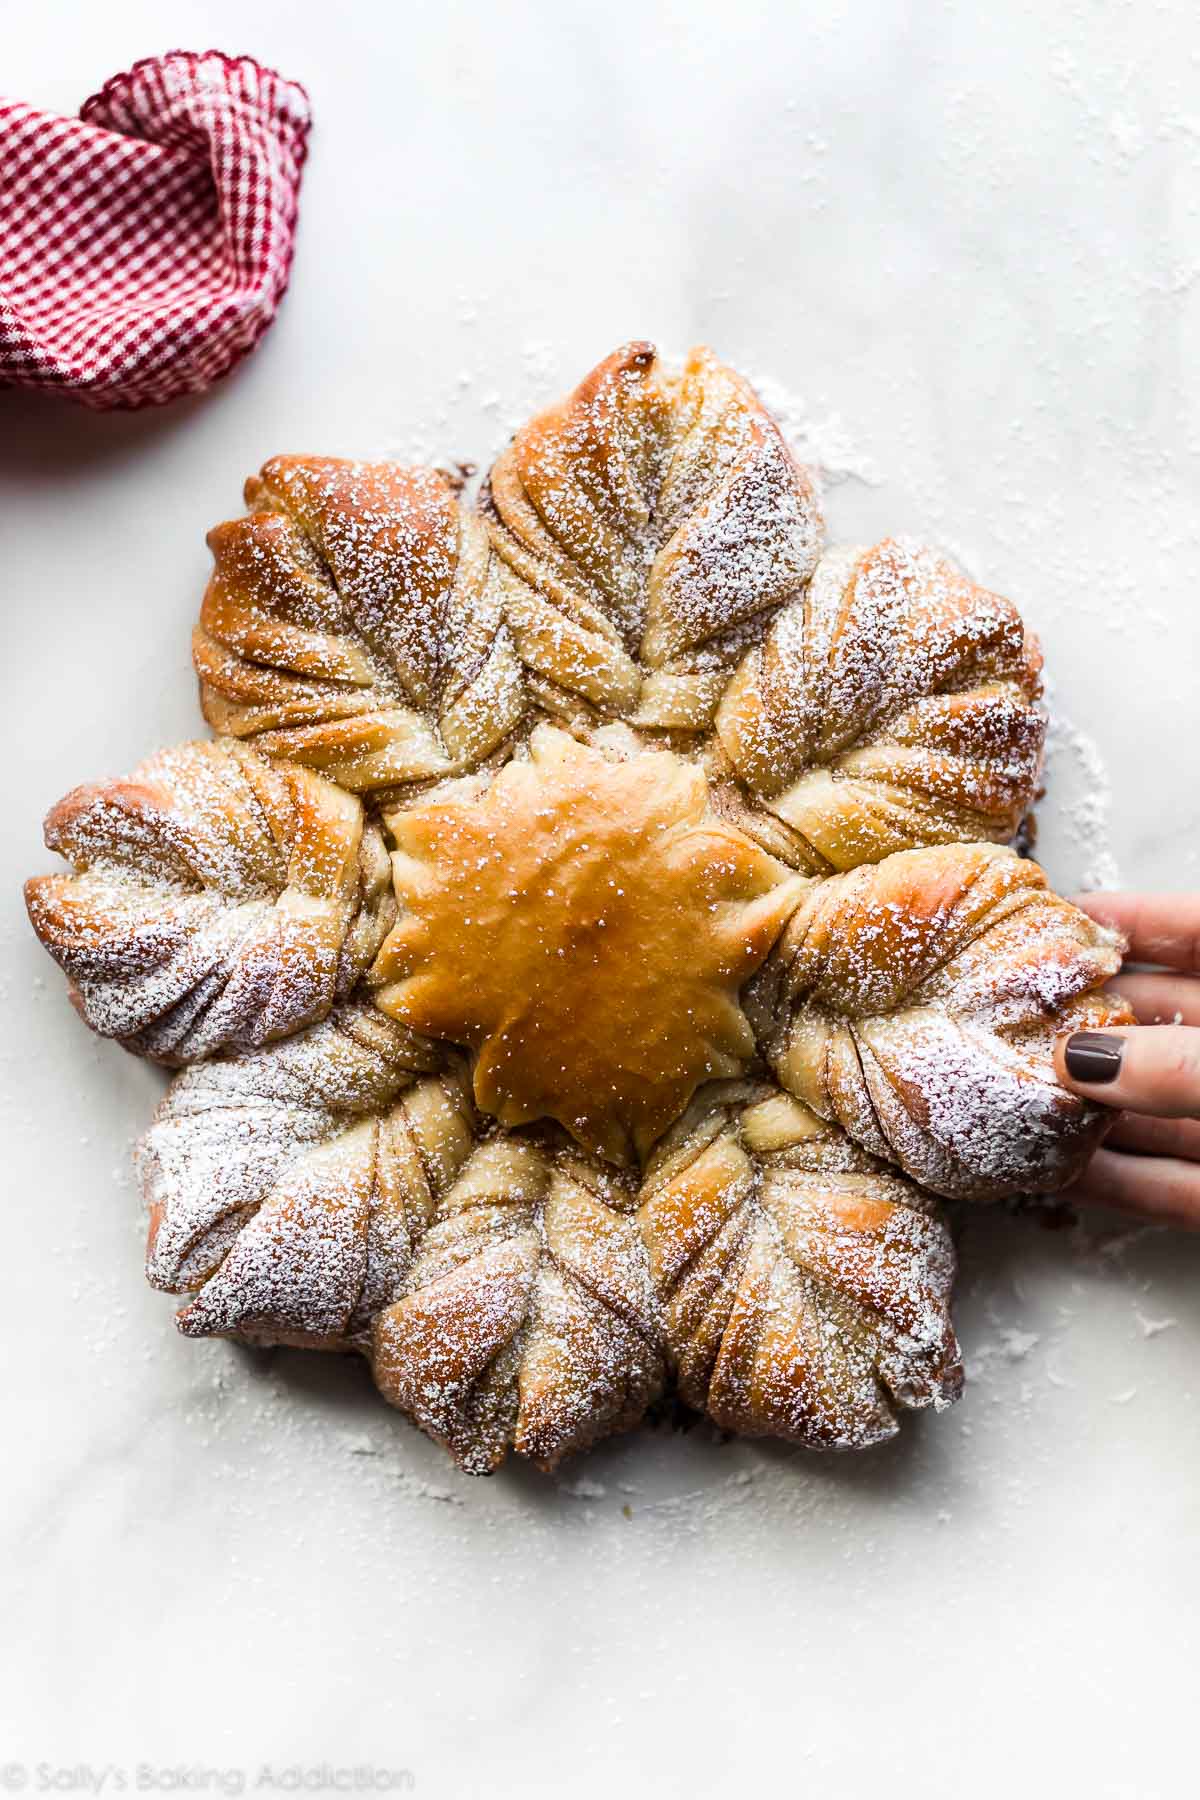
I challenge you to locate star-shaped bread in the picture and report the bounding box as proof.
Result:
[25,341,1132,1474]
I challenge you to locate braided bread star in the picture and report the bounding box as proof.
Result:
[26,341,1131,1474]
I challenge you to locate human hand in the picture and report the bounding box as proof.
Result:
[1054,893,1200,1229]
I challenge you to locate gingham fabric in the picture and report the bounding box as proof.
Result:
[0,51,311,409]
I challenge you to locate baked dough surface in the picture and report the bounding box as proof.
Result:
[373,725,803,1164]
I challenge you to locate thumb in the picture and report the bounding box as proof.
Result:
[1054,1025,1200,1120]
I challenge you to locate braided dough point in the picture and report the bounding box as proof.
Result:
[25,739,395,1063]
[194,457,527,790]
[483,342,824,729]
[714,539,1045,873]
[749,843,1134,1199]
[637,1084,962,1447]
[138,1002,442,1299]
[173,1073,477,1351]
[371,1138,664,1473]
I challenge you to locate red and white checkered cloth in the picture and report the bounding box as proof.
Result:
[0,51,311,409]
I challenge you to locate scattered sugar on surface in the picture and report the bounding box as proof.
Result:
[1038,677,1122,891]
[740,366,883,496]
[370,340,566,478]
[1135,1311,1177,1338]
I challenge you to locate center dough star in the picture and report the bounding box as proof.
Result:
[371,725,805,1164]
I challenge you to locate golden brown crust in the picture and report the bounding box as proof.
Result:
[749,842,1135,1198]
[371,725,804,1165]
[25,738,395,1062]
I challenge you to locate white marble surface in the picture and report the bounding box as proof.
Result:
[3,3,1199,1793]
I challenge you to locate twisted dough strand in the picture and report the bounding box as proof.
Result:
[138,1002,456,1343]
[637,1083,962,1448]
[483,342,824,728]
[371,1137,664,1472]
[25,738,395,1062]
[194,457,527,789]
[714,538,1045,872]
[749,843,1134,1198]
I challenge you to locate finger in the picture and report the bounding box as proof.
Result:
[1106,1112,1200,1161]
[1066,1147,1200,1231]
[1054,1025,1200,1119]
[1109,972,1200,1027]
[1073,892,1200,972]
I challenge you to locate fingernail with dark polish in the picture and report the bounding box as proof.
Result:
[1064,1031,1124,1084]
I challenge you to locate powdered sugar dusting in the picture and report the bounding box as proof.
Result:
[742,366,883,496]
[1039,683,1123,891]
